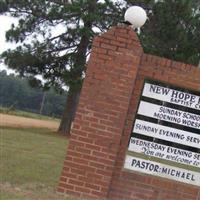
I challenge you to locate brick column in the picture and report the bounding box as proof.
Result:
[58,26,143,199]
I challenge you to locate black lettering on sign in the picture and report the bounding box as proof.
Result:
[131,159,160,172]
[171,91,196,103]
[150,85,170,95]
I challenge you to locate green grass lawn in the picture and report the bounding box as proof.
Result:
[0,127,81,200]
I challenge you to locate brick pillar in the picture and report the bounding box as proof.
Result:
[58,26,143,199]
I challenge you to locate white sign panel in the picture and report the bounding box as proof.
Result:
[128,138,200,167]
[143,83,200,110]
[124,155,200,187]
[133,119,200,148]
[138,101,200,130]
[125,80,200,186]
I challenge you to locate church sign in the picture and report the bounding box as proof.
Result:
[124,80,200,186]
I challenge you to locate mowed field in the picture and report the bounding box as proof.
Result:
[0,113,82,200]
[0,113,59,131]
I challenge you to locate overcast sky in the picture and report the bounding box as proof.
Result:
[0,14,66,73]
[0,15,18,73]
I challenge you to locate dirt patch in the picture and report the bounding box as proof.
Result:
[0,113,59,131]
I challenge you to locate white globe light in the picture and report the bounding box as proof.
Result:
[124,6,147,28]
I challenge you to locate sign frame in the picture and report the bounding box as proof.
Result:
[124,79,200,187]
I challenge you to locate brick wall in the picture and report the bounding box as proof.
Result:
[58,26,200,200]
[108,54,200,200]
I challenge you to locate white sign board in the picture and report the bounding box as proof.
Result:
[125,155,200,186]
[138,101,200,130]
[133,119,200,148]
[128,138,200,167]
[143,83,200,110]
[124,80,200,187]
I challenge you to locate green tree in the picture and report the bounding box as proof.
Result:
[1,0,200,136]
[1,0,124,135]
[0,0,8,13]
[0,70,67,117]
[140,0,200,65]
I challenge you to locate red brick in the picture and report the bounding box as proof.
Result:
[74,186,91,193]
[58,25,200,200]
[69,179,84,187]
[100,43,117,51]
[58,182,74,190]
[85,143,101,151]
[75,147,91,154]
[85,183,100,191]
[71,168,86,176]
[73,157,89,165]
[110,40,126,47]
[60,176,67,182]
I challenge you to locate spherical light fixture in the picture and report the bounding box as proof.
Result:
[124,6,147,28]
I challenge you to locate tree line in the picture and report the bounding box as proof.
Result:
[0,0,200,135]
[0,70,67,118]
